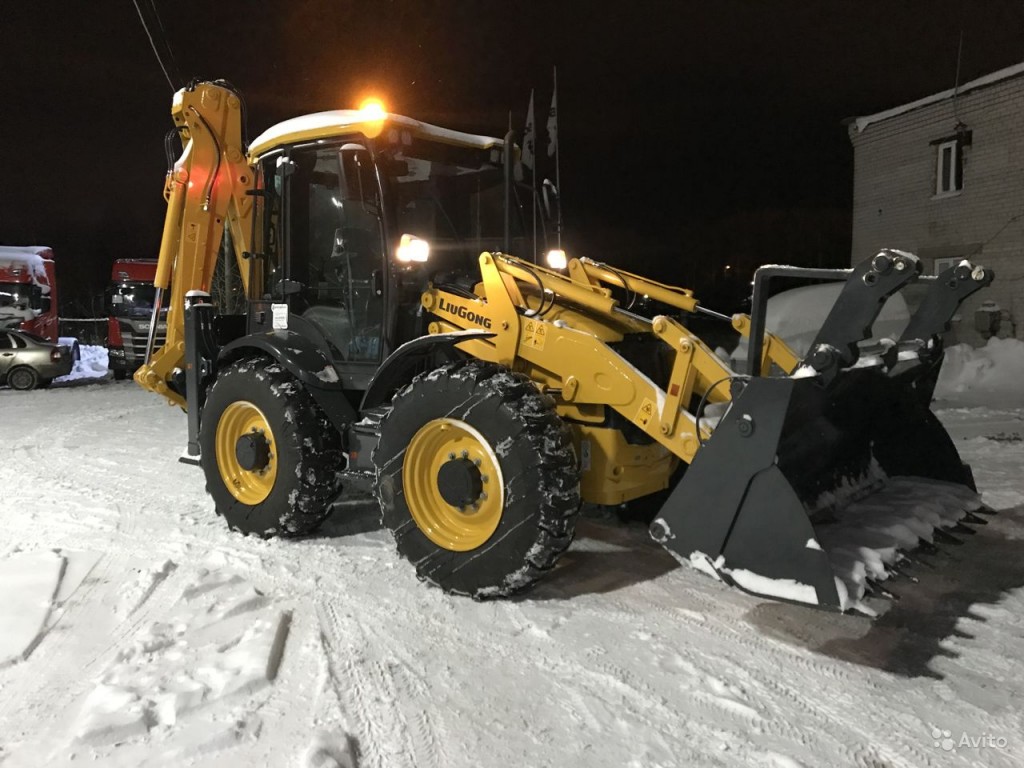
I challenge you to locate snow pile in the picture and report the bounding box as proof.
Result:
[0,304,32,324]
[684,477,982,614]
[935,337,1024,402]
[0,246,53,291]
[73,568,290,746]
[815,477,981,613]
[303,731,358,768]
[55,344,108,383]
[731,283,909,366]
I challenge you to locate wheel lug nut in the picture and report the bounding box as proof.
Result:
[448,452,456,460]
[461,450,469,458]
[474,458,481,466]
[480,492,488,500]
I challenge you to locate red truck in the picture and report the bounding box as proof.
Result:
[0,246,59,342]
[106,259,166,380]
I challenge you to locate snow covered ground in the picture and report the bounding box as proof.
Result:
[1,350,1023,766]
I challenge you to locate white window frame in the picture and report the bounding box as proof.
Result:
[935,139,962,197]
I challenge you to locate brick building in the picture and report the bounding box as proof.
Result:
[848,62,1024,345]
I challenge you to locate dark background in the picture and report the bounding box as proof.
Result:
[3,1,1023,313]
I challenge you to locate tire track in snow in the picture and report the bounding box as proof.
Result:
[508,578,905,766]
[373,647,447,768]
[631,586,939,768]
[316,601,409,768]
[628,587,901,764]
[314,596,450,768]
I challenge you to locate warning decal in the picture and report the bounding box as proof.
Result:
[635,397,656,428]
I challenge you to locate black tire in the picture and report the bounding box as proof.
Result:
[38,378,53,389]
[113,368,128,381]
[199,357,344,537]
[374,361,581,597]
[8,366,39,391]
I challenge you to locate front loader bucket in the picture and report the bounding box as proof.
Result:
[650,369,983,612]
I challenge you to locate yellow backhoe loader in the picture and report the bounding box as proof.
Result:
[137,80,995,612]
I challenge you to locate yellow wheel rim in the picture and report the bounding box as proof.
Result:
[403,418,505,551]
[215,400,278,505]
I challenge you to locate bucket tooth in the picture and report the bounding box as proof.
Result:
[865,578,899,600]
[917,540,940,555]
[951,522,977,536]
[933,528,964,546]
[975,505,998,516]
[898,552,936,570]
[962,512,988,525]
[886,564,919,583]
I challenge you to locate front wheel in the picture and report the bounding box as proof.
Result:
[374,362,581,597]
[199,357,344,537]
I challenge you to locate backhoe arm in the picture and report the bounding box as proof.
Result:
[135,81,255,407]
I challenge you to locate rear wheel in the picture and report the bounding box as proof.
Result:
[113,368,128,381]
[374,361,581,597]
[8,367,39,391]
[199,357,344,537]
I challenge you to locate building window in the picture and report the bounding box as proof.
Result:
[936,139,963,196]
[933,256,960,275]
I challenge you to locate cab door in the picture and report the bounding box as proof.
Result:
[260,142,388,390]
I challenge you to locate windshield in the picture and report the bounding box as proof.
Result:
[108,282,160,319]
[380,137,528,270]
[0,282,32,310]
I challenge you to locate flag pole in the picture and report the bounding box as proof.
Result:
[530,89,538,263]
[532,156,538,263]
[552,67,562,251]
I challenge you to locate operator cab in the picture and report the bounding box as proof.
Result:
[248,114,529,391]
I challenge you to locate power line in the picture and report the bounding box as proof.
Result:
[131,0,177,92]
[147,0,183,87]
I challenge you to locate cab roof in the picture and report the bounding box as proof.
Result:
[247,110,504,160]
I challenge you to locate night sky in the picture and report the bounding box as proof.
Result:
[3,1,1023,312]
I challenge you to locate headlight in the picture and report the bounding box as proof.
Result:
[358,98,386,119]
[397,234,430,263]
[545,249,567,270]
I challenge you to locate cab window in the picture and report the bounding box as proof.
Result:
[267,143,386,363]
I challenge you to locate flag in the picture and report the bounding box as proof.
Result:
[522,90,535,172]
[516,91,535,182]
[547,69,558,157]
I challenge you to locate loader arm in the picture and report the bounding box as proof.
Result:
[424,252,739,465]
[135,81,256,408]
[565,255,801,375]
